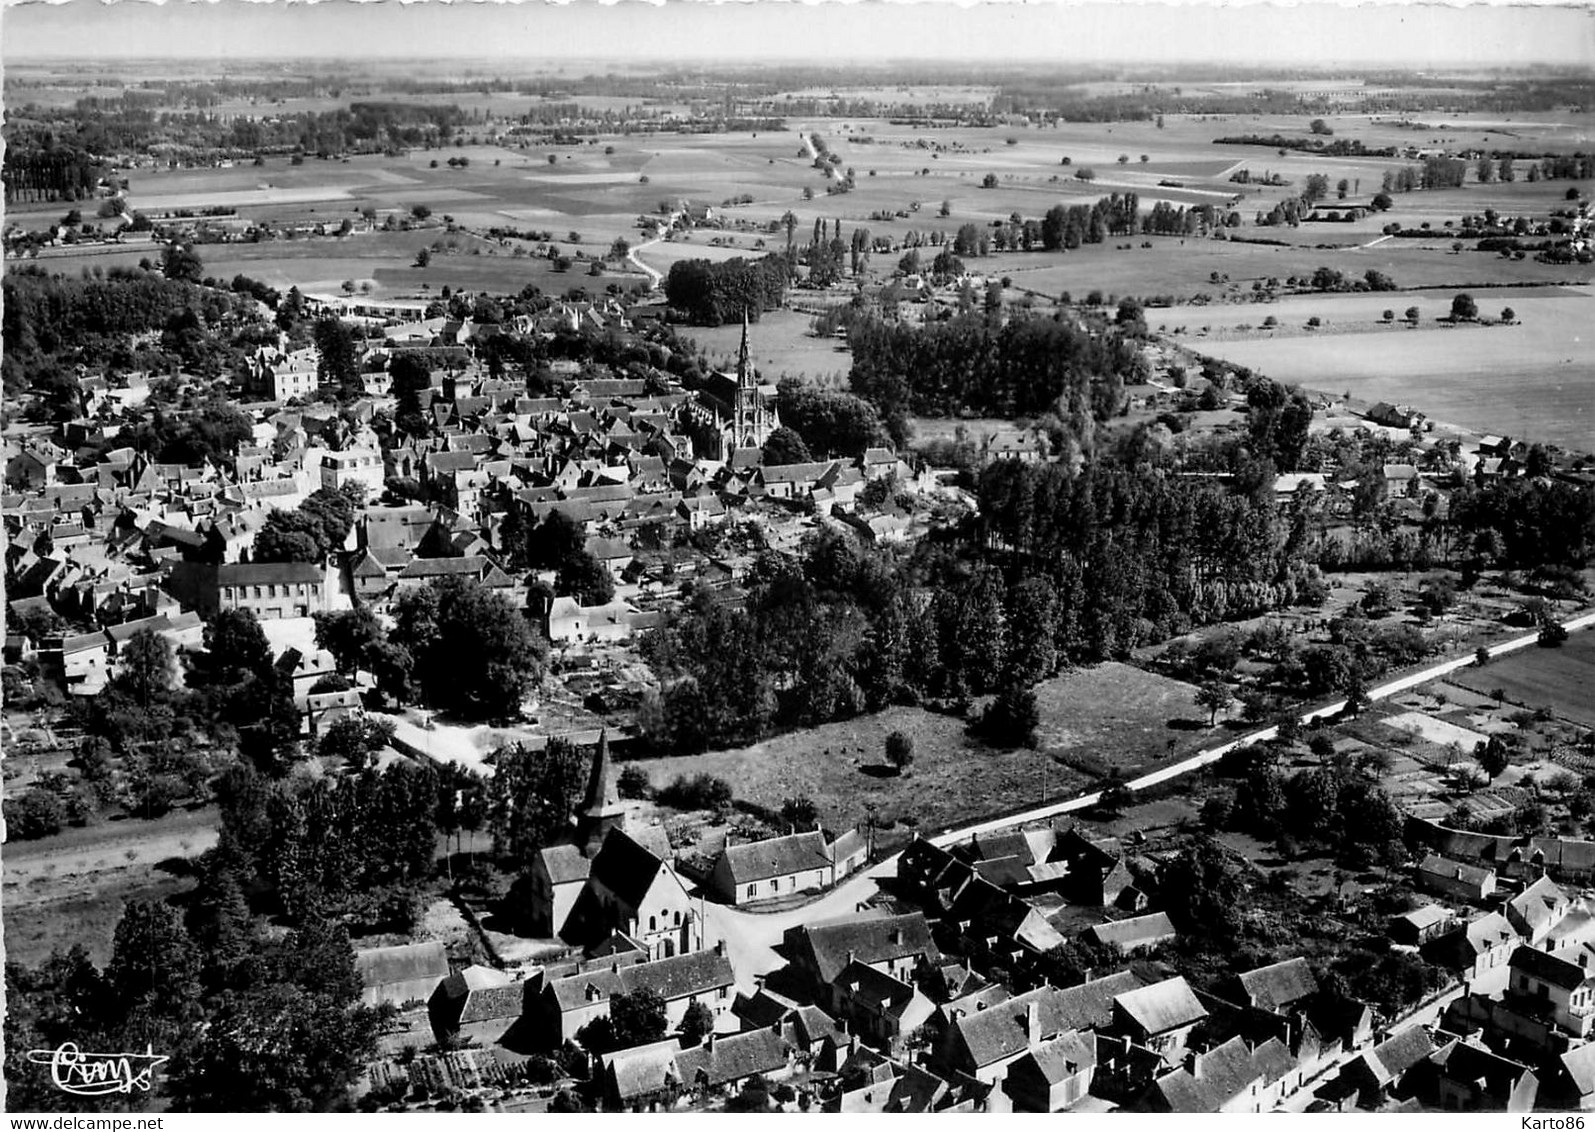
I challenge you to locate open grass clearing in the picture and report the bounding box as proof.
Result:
[1190,296,1595,451]
[676,308,852,383]
[1446,632,1595,728]
[632,704,1089,852]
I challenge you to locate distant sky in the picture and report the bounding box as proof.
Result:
[3,0,1592,69]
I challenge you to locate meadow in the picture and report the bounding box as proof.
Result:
[1184,287,1595,451]
[1446,633,1595,728]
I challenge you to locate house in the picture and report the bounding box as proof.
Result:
[830,960,937,1052]
[783,913,940,1009]
[584,536,635,581]
[1426,1039,1538,1112]
[1390,904,1452,947]
[1232,958,1320,1016]
[538,944,737,1045]
[1085,913,1179,954]
[710,830,833,905]
[601,1037,684,1112]
[676,494,728,531]
[167,560,328,620]
[931,972,1143,1105]
[1366,402,1425,431]
[827,1055,951,1114]
[38,631,111,695]
[320,448,385,497]
[1272,472,1327,501]
[1317,1027,1434,1110]
[355,941,451,1009]
[1422,912,1520,984]
[1146,1035,1301,1113]
[1111,977,1208,1062]
[1506,875,1572,944]
[1555,1042,1595,1110]
[1383,463,1421,498]
[1001,1029,1097,1112]
[1417,853,1496,903]
[673,1027,794,1097]
[429,966,532,1048]
[1508,945,1595,1037]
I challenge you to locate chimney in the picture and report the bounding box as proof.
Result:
[706,1033,717,1052]
[715,938,726,957]
[847,950,857,968]
[1025,1002,1042,1049]
[1185,1050,1202,1079]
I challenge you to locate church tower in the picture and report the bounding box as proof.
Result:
[731,310,778,450]
[577,729,626,856]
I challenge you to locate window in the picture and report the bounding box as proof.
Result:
[649,916,656,932]
[746,885,756,899]
[253,586,263,599]
[674,911,681,927]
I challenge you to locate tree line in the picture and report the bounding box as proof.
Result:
[663,254,791,325]
[846,309,1145,429]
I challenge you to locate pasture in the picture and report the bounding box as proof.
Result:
[633,704,1090,851]
[1446,633,1595,728]
[1185,287,1595,451]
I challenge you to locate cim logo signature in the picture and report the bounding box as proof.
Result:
[25,1043,170,1097]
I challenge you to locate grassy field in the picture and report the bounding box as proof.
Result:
[633,661,1204,848]
[633,705,1089,850]
[1031,661,1214,776]
[2,805,219,967]
[1187,286,1595,451]
[676,308,852,384]
[1445,633,1595,728]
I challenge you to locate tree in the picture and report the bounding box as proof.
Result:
[317,716,397,770]
[780,796,819,831]
[762,426,812,466]
[977,682,1040,748]
[1476,736,1510,779]
[414,248,431,268]
[554,550,616,606]
[981,172,999,189]
[313,315,359,393]
[1196,681,1234,727]
[610,988,668,1050]
[1404,306,1420,325]
[1309,118,1333,136]
[393,578,547,720]
[161,242,204,283]
[205,608,274,685]
[488,739,587,861]
[1160,838,1245,942]
[617,765,651,800]
[1450,292,1478,322]
[1500,306,1515,324]
[680,1000,715,1046]
[885,729,914,773]
[116,627,175,703]
[313,608,385,676]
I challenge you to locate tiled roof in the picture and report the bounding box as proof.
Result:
[788,913,940,986]
[721,831,831,885]
[1236,957,1320,1013]
[217,562,323,586]
[954,973,1141,1069]
[675,1028,789,1089]
[1114,977,1207,1039]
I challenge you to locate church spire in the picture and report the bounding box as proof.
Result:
[737,308,753,387]
[583,728,618,815]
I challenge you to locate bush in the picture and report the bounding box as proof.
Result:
[617,765,652,800]
[657,773,733,811]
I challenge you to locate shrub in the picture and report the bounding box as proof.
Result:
[657,773,733,810]
[617,765,651,800]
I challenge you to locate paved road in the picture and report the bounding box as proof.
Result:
[703,609,1595,977]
